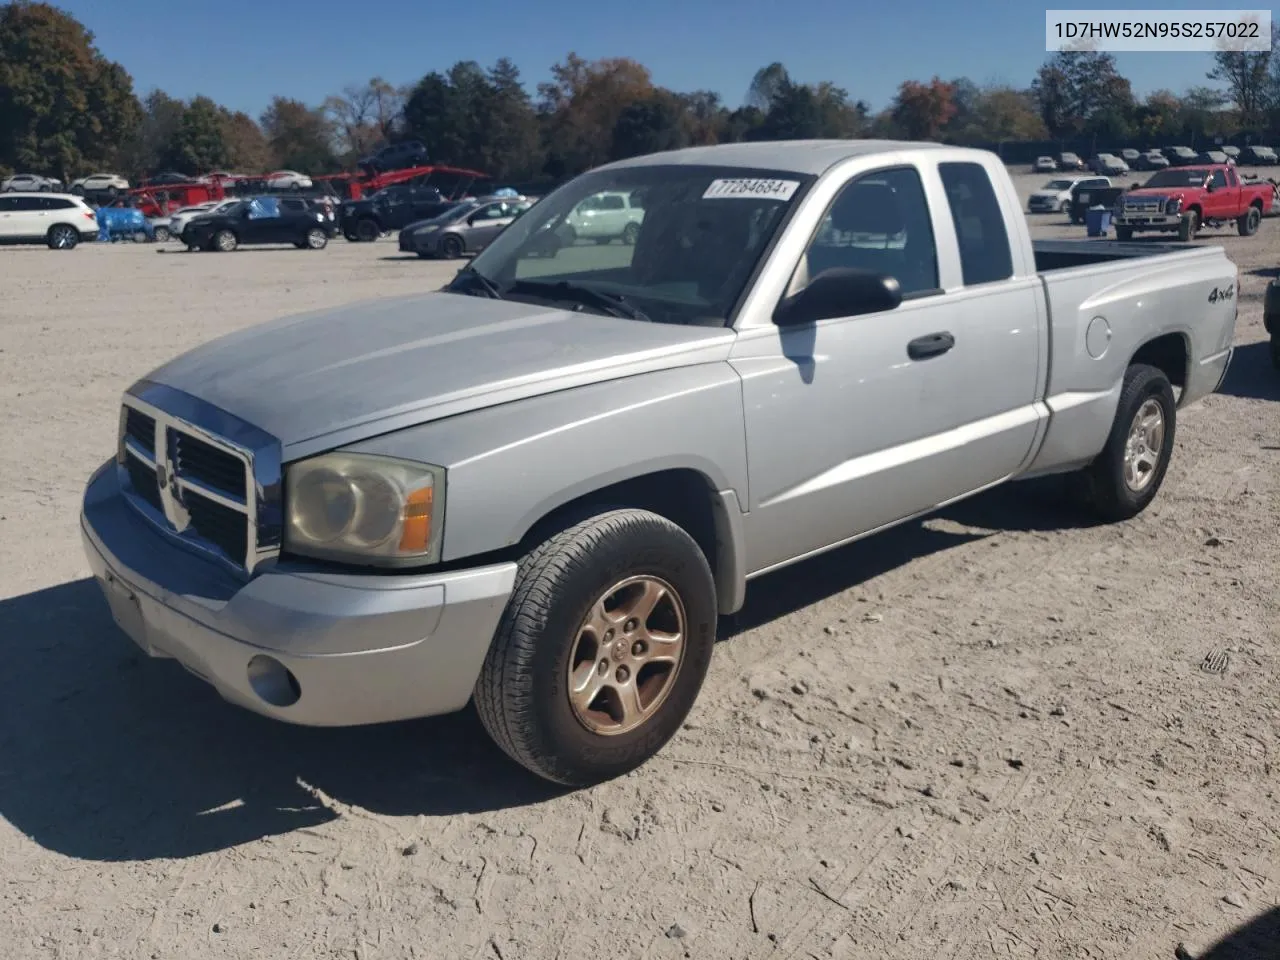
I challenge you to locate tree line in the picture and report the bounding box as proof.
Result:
[3,1,1280,186]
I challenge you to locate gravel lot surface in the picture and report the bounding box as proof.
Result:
[1,167,1278,960]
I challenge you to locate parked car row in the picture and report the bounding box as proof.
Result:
[1033,144,1279,175]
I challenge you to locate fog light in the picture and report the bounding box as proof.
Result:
[247,654,301,707]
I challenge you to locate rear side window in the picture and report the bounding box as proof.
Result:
[44,197,75,210]
[0,197,15,212]
[938,162,1013,287]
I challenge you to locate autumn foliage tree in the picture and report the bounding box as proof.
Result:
[0,1,141,179]
[890,77,957,140]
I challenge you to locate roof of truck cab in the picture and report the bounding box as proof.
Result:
[596,139,956,176]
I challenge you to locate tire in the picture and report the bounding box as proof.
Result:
[304,227,327,250]
[440,233,464,259]
[153,226,170,242]
[1177,209,1199,242]
[1237,205,1261,237]
[1114,226,1134,242]
[289,182,301,191]
[474,508,718,786]
[213,229,237,252]
[355,218,379,242]
[133,231,149,243]
[46,224,78,250]
[71,185,84,196]
[1074,363,1176,522]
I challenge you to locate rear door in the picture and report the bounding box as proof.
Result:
[731,158,1044,572]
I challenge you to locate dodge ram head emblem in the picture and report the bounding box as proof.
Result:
[155,428,191,534]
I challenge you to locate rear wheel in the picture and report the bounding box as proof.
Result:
[213,229,237,252]
[474,509,717,786]
[1237,205,1261,237]
[47,224,78,250]
[1073,363,1176,522]
[622,221,640,245]
[1177,209,1199,242]
[153,226,171,242]
[355,218,379,242]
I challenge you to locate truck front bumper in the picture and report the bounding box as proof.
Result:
[1112,213,1180,229]
[80,460,517,727]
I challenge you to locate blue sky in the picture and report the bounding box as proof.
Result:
[58,0,1231,116]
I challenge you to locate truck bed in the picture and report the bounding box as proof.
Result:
[1032,238,1197,272]
[1022,237,1237,479]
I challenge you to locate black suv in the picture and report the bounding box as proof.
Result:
[340,185,455,241]
[358,140,429,174]
[182,195,335,252]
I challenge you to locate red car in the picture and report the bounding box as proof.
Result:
[1111,164,1271,241]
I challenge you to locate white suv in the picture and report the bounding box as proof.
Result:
[0,193,99,249]
[564,190,644,244]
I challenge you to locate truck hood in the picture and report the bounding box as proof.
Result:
[143,290,736,460]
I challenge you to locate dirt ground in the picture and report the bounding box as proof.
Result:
[1,166,1277,960]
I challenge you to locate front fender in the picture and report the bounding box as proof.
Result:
[343,363,749,564]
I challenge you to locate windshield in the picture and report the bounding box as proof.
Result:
[459,164,814,326]
[1043,180,1073,189]
[1144,169,1209,188]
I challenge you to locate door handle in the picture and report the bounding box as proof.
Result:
[907,332,955,360]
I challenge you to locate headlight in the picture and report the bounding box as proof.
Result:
[1165,198,1182,214]
[284,452,445,566]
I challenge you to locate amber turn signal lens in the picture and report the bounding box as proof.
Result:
[398,486,434,553]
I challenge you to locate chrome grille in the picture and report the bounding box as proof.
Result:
[115,381,282,575]
[1123,197,1166,214]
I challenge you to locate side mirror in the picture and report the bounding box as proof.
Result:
[774,268,903,327]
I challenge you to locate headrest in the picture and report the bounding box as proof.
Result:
[832,182,904,235]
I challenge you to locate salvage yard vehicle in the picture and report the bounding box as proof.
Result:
[340,184,453,241]
[1111,164,1272,241]
[397,197,531,258]
[1028,174,1109,214]
[181,195,333,251]
[0,193,99,249]
[81,140,1238,786]
[1,172,63,192]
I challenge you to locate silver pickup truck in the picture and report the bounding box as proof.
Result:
[81,141,1238,786]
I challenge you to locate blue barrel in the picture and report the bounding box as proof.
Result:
[1085,206,1112,237]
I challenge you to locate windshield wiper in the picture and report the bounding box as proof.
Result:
[507,279,651,323]
[448,264,503,299]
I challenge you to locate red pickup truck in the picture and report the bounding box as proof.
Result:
[1111,164,1270,241]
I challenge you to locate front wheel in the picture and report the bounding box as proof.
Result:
[440,233,464,259]
[1074,363,1176,522]
[213,229,237,252]
[622,221,640,244]
[1237,205,1261,237]
[1177,210,1199,242]
[304,227,327,249]
[355,218,379,242]
[474,508,717,786]
[153,226,171,242]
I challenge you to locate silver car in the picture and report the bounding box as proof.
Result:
[1,172,63,192]
[398,198,532,258]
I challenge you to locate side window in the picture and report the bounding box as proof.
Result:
[628,191,645,210]
[600,194,626,211]
[1210,168,1228,189]
[938,162,1014,287]
[0,197,16,212]
[11,196,43,212]
[801,166,939,299]
[47,198,75,210]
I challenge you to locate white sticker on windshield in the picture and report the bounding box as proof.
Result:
[702,178,800,201]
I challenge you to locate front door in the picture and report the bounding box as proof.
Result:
[731,160,1044,574]
[465,202,514,249]
[1203,167,1239,221]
